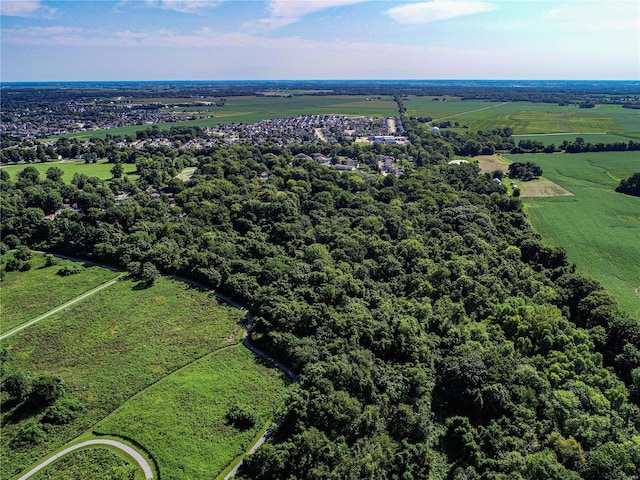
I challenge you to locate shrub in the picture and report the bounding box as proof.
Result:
[10,422,47,449]
[2,370,30,402]
[226,407,256,430]
[30,374,67,408]
[57,264,85,276]
[42,397,84,424]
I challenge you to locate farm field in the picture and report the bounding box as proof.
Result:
[505,152,640,318]
[511,133,636,147]
[95,344,292,480]
[1,274,245,479]
[0,160,136,183]
[405,98,640,136]
[53,95,399,140]
[0,252,121,334]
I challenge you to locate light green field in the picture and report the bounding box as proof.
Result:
[508,152,640,318]
[405,98,640,136]
[52,95,399,140]
[1,276,244,479]
[0,252,121,334]
[511,133,636,147]
[31,447,145,480]
[0,160,136,183]
[96,345,292,479]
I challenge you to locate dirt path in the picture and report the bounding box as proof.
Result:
[432,101,510,122]
[387,117,397,134]
[0,275,126,341]
[15,439,154,480]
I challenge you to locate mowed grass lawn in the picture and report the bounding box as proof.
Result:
[0,160,136,184]
[405,98,639,136]
[0,252,121,334]
[1,276,244,479]
[96,344,292,480]
[507,152,640,318]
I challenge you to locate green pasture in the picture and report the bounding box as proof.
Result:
[30,446,145,480]
[0,252,121,334]
[508,152,640,318]
[0,160,136,183]
[96,344,292,479]
[511,133,635,147]
[405,98,640,136]
[0,276,244,479]
[50,95,398,140]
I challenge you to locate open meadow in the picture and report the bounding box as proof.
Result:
[0,252,121,334]
[0,160,136,184]
[505,152,640,318]
[1,272,251,479]
[95,345,292,480]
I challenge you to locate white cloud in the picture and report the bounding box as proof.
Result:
[143,0,221,14]
[0,0,56,18]
[385,1,496,24]
[251,0,368,31]
[546,2,640,32]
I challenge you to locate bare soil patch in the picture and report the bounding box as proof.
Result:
[519,178,574,197]
[475,155,573,197]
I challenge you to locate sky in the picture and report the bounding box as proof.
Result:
[1,0,639,81]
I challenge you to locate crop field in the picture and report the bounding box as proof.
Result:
[0,160,136,183]
[0,252,121,334]
[511,133,635,147]
[405,98,640,136]
[1,275,245,479]
[96,344,292,479]
[507,152,640,318]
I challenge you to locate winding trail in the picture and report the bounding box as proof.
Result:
[0,275,125,341]
[15,439,154,480]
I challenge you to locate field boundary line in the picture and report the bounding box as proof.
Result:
[1,275,126,341]
[431,101,510,122]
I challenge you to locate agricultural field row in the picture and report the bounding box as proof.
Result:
[477,152,640,318]
[405,97,640,137]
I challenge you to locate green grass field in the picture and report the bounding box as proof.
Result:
[405,98,640,136]
[508,152,640,318]
[96,344,292,479]
[30,446,145,480]
[0,253,121,334]
[511,133,636,147]
[0,160,136,183]
[1,276,244,479]
[51,95,399,140]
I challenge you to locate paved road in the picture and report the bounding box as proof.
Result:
[0,276,124,341]
[15,439,154,480]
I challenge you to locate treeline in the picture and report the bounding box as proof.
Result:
[2,121,639,478]
[616,172,640,197]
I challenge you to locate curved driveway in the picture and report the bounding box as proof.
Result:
[16,439,154,480]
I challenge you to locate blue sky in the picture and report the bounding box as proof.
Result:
[1,0,639,81]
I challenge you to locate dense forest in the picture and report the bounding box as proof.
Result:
[1,105,639,479]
